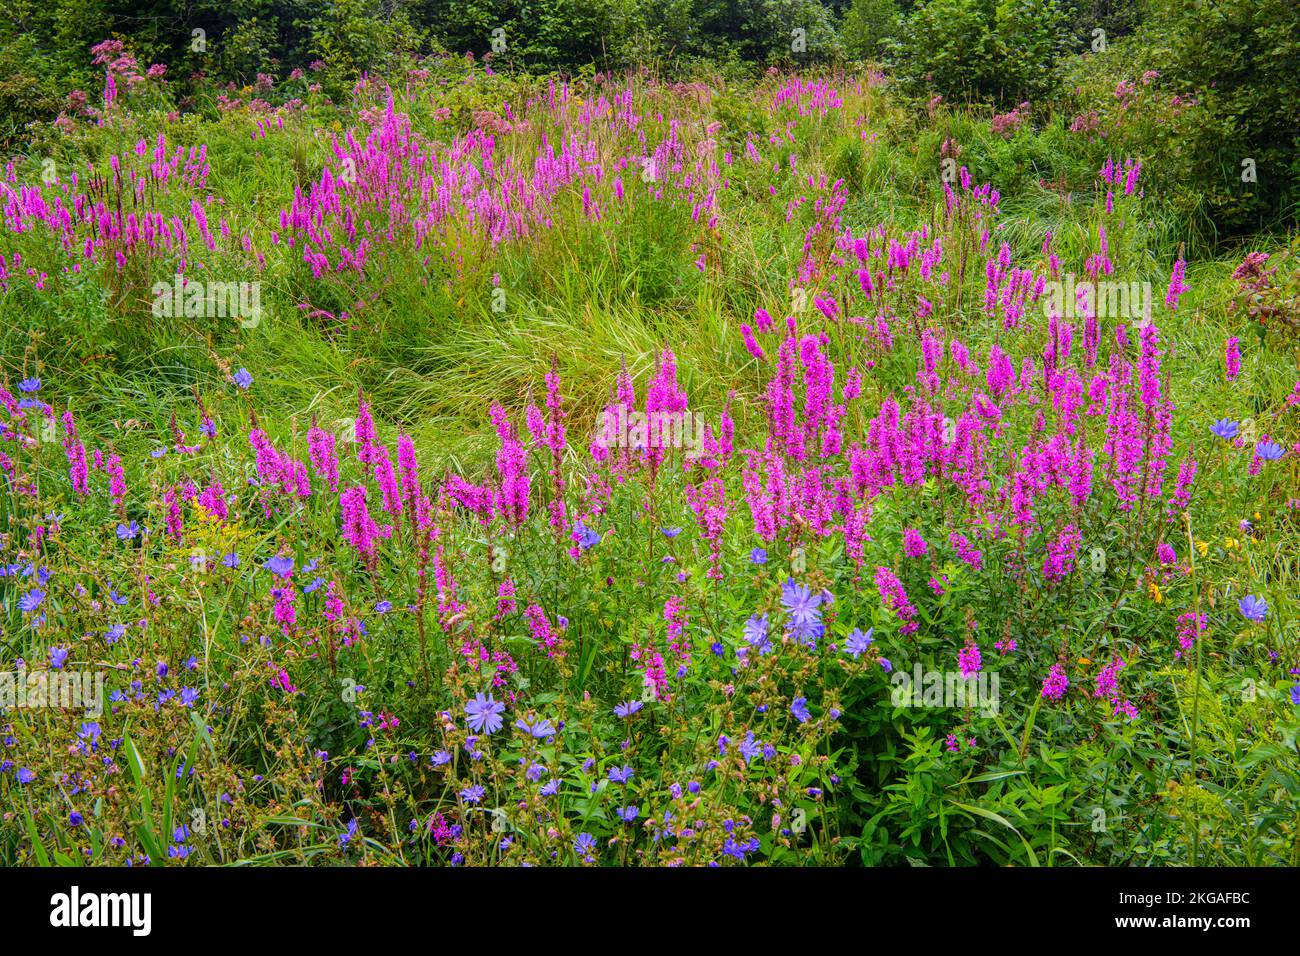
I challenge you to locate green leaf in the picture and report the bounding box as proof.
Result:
[21,804,51,867]
[949,800,1040,867]
[955,768,1028,786]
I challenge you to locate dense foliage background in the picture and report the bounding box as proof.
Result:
[3,0,1298,234]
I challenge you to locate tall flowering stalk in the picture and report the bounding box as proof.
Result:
[1224,337,1241,382]
[527,358,568,535]
[489,404,529,529]
[62,411,89,495]
[307,423,339,492]
[340,484,383,572]
[397,434,430,531]
[1164,257,1187,310]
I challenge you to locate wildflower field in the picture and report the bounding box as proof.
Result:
[1,10,1299,871]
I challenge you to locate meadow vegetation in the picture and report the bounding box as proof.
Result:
[0,2,1298,866]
